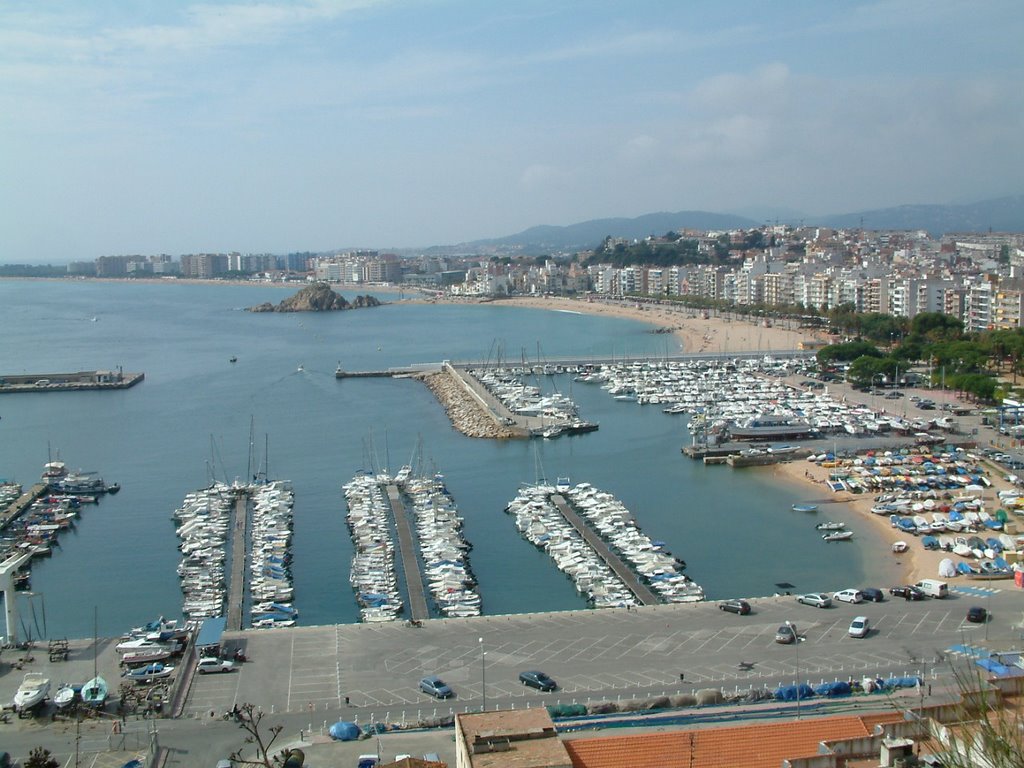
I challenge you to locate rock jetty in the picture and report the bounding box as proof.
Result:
[423,369,520,439]
[248,282,382,313]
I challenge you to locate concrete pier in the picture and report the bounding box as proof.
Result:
[550,494,659,606]
[386,484,429,621]
[226,493,249,631]
[0,369,144,393]
[0,483,47,530]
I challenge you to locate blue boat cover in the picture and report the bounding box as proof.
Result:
[329,720,361,740]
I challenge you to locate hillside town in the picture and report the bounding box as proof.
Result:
[49,226,1024,329]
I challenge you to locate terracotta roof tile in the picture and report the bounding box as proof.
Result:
[563,714,903,768]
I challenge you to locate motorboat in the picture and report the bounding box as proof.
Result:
[892,541,909,553]
[13,673,51,712]
[815,521,845,531]
[822,530,854,542]
[124,663,175,683]
[53,683,77,710]
[792,504,818,513]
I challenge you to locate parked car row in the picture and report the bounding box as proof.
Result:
[418,669,560,699]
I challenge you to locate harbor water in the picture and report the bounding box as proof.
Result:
[0,280,903,638]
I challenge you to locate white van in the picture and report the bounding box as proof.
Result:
[914,579,949,598]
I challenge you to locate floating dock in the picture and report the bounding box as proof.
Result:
[386,484,430,622]
[226,493,249,632]
[0,369,143,393]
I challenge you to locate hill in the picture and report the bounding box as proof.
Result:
[453,211,758,255]
[815,194,1024,235]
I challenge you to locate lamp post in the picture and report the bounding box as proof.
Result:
[788,621,801,720]
[479,637,487,713]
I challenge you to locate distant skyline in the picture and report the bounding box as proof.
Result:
[2,1,1022,263]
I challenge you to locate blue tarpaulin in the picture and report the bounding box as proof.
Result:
[329,721,361,741]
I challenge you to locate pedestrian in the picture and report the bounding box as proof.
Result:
[345,695,350,706]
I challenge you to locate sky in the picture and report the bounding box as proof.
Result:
[2,1,1022,262]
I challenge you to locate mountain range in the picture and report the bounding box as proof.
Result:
[438,194,1023,256]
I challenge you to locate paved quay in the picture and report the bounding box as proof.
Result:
[0,587,1020,766]
[386,483,429,622]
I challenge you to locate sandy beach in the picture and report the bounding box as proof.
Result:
[476,294,818,355]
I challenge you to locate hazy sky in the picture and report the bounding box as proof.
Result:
[2,1,1022,262]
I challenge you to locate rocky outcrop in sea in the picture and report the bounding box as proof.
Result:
[248,282,382,313]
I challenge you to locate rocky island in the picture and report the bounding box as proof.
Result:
[248,282,382,313]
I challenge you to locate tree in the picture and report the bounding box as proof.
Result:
[24,748,60,768]
[229,702,293,768]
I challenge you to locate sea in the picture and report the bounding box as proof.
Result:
[0,279,903,639]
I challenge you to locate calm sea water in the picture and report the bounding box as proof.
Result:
[0,280,902,638]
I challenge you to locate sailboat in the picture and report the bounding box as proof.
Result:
[81,607,108,709]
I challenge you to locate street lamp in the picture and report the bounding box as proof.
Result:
[787,621,801,720]
[479,637,487,713]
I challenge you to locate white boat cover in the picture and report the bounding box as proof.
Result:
[938,558,956,578]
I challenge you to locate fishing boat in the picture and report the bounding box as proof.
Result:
[814,521,845,531]
[822,530,854,542]
[792,504,818,513]
[13,672,50,712]
[80,675,108,708]
[892,541,909,553]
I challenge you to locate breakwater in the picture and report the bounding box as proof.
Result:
[0,369,143,393]
[422,366,525,439]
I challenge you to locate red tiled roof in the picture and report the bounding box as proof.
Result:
[563,714,904,768]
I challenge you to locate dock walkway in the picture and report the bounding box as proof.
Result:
[0,483,47,530]
[386,484,429,621]
[226,493,248,631]
[550,494,659,606]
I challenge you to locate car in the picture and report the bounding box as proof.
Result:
[833,589,864,604]
[884,392,901,399]
[419,675,453,699]
[719,599,751,615]
[966,606,988,624]
[848,616,870,638]
[797,592,832,608]
[919,402,936,410]
[0,752,11,768]
[216,761,233,768]
[889,585,927,601]
[519,670,558,691]
[197,656,236,674]
[861,587,884,603]
[775,623,797,644]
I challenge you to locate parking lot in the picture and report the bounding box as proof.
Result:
[183,591,1013,724]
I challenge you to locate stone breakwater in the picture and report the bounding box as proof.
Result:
[422,369,520,439]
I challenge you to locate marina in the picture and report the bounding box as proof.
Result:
[0,281,908,638]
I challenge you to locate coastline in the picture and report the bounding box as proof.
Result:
[415,294,818,356]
